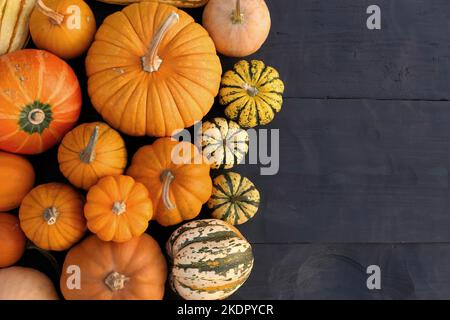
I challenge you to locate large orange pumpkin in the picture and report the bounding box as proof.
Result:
[86,2,222,137]
[84,175,153,242]
[19,183,86,251]
[0,213,26,267]
[60,234,167,300]
[0,49,82,154]
[0,151,35,211]
[127,138,212,226]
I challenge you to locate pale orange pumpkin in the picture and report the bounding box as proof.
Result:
[58,122,127,190]
[0,213,26,267]
[84,175,153,243]
[19,183,86,251]
[203,0,271,57]
[0,49,82,154]
[0,151,35,211]
[30,0,96,60]
[127,138,212,226]
[0,267,59,300]
[60,234,167,300]
[86,2,222,137]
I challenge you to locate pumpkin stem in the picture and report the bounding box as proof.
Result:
[141,12,179,73]
[112,201,127,215]
[105,272,130,291]
[232,0,244,24]
[161,170,176,210]
[80,126,100,164]
[243,83,259,97]
[36,0,64,25]
[28,108,46,125]
[43,207,59,225]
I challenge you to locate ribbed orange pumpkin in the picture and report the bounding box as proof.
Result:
[0,49,82,154]
[85,175,153,242]
[58,122,127,190]
[19,183,86,251]
[61,234,167,300]
[86,2,222,137]
[127,138,212,226]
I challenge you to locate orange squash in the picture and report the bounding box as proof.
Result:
[0,151,35,211]
[19,183,86,251]
[127,138,212,226]
[95,0,209,8]
[0,49,82,154]
[60,234,167,300]
[86,2,222,137]
[30,0,96,60]
[0,213,26,267]
[85,175,153,242]
[58,122,127,190]
[203,0,271,57]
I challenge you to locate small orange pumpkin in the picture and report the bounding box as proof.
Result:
[61,234,167,300]
[0,213,26,267]
[58,122,127,190]
[84,175,153,243]
[19,183,86,251]
[0,49,82,154]
[30,0,96,60]
[0,151,35,211]
[127,138,212,226]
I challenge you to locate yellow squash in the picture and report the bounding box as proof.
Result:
[0,0,36,55]
[96,0,208,8]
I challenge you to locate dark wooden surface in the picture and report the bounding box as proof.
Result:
[14,0,450,299]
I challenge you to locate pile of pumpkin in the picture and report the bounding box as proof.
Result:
[0,0,284,300]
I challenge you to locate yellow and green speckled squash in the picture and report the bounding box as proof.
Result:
[208,172,260,225]
[219,60,285,128]
[196,118,249,170]
[96,0,208,8]
[166,219,254,300]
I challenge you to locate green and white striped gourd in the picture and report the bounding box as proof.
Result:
[196,118,249,170]
[208,172,260,225]
[166,219,254,300]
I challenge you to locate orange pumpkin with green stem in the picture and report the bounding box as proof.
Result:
[0,49,81,154]
[127,138,212,226]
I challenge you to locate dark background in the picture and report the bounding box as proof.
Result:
[13,0,450,299]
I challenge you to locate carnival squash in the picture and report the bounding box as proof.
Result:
[208,172,260,225]
[0,0,36,55]
[203,0,270,57]
[0,49,82,154]
[86,2,221,137]
[96,0,209,7]
[127,138,212,226]
[0,151,35,211]
[85,175,153,242]
[30,0,96,60]
[19,183,86,251]
[58,122,127,190]
[0,267,59,300]
[196,118,249,169]
[220,60,285,128]
[0,213,26,267]
[60,234,167,300]
[167,219,254,300]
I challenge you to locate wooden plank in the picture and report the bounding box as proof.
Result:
[219,0,450,100]
[233,98,450,243]
[233,243,450,300]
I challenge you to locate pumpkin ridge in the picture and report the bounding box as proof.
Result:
[5,0,24,52]
[169,75,205,115]
[163,78,190,129]
[167,76,203,120]
[2,55,31,102]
